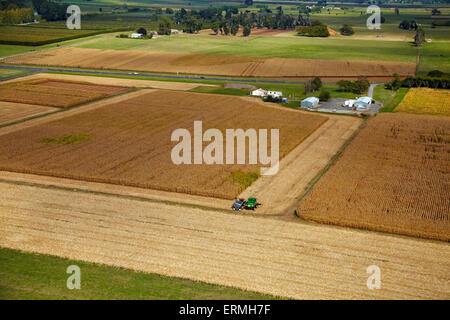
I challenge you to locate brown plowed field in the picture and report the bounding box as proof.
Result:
[0,78,130,108]
[0,180,448,299]
[0,90,326,199]
[297,113,450,241]
[2,73,213,91]
[3,47,416,78]
[0,101,56,125]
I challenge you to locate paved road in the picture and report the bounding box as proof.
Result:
[368,83,382,98]
[0,64,306,85]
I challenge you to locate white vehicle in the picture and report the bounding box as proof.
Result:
[343,99,356,108]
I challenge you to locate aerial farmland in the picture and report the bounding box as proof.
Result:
[0,0,448,306]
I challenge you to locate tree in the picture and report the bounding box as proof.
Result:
[137,27,147,36]
[158,16,172,35]
[305,80,312,95]
[211,22,219,35]
[414,27,425,47]
[243,25,251,37]
[166,8,174,14]
[223,24,229,35]
[32,0,45,13]
[427,70,444,77]
[319,89,330,101]
[39,1,66,21]
[339,24,354,36]
[230,23,239,36]
[385,73,402,91]
[244,0,253,6]
[395,8,399,15]
[431,8,441,16]
[311,77,322,92]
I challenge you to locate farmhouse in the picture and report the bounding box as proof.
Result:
[251,88,268,97]
[268,91,282,98]
[354,97,373,111]
[301,97,319,108]
[130,33,144,39]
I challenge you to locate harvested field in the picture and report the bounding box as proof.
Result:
[0,78,130,108]
[0,180,448,299]
[297,113,450,242]
[3,73,213,91]
[3,47,416,79]
[0,90,326,199]
[395,88,450,116]
[0,101,56,125]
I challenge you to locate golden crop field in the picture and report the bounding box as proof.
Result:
[296,113,450,241]
[3,47,416,79]
[0,101,56,125]
[395,88,450,116]
[0,79,130,108]
[0,90,326,199]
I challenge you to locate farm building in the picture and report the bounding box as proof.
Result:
[130,33,144,39]
[301,97,319,108]
[251,88,268,97]
[354,97,373,111]
[268,91,282,98]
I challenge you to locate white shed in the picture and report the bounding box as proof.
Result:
[251,88,268,97]
[354,96,373,110]
[268,90,282,98]
[301,97,319,108]
[130,33,143,39]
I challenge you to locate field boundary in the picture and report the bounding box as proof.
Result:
[0,86,138,130]
[295,118,368,207]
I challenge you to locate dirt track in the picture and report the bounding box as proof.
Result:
[0,180,448,299]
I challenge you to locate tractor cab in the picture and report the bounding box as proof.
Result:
[231,198,246,211]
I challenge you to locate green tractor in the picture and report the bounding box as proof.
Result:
[244,197,261,210]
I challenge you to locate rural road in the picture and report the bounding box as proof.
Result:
[368,83,384,98]
[0,65,306,85]
[0,177,448,300]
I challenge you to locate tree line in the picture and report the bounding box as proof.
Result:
[0,7,33,24]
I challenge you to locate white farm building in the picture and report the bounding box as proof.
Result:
[130,33,144,39]
[251,88,268,97]
[268,90,282,98]
[301,97,319,108]
[354,97,373,111]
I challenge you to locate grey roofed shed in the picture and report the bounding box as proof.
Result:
[354,96,372,110]
[301,97,319,108]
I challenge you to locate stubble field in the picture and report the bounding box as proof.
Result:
[0,78,130,108]
[296,113,450,241]
[0,89,326,199]
[3,47,416,79]
[0,180,448,300]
